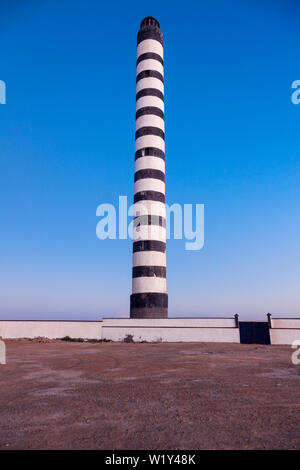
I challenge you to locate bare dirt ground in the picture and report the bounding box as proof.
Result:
[0,340,299,450]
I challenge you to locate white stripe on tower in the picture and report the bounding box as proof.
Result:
[136,59,164,76]
[136,95,164,112]
[130,16,168,319]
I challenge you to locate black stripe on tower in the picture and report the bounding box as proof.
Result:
[135,147,164,160]
[135,169,165,182]
[131,293,168,308]
[130,293,168,319]
[133,215,166,228]
[137,52,163,65]
[136,88,164,102]
[134,191,165,203]
[137,29,163,47]
[133,240,166,253]
[135,127,164,140]
[136,107,164,120]
[136,70,164,83]
[132,266,166,278]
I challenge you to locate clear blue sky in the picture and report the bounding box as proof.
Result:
[1,0,299,320]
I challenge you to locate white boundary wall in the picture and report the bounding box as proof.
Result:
[2,317,299,344]
[102,318,240,343]
[0,317,239,343]
[0,321,102,340]
[269,316,300,345]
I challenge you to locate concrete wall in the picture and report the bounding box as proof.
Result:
[104,318,237,328]
[0,318,238,342]
[271,318,300,329]
[0,321,102,340]
[1,316,299,344]
[269,317,300,345]
[102,317,240,343]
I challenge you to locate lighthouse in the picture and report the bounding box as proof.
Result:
[130,17,168,319]
[101,18,240,343]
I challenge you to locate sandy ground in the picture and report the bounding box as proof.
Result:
[0,340,299,450]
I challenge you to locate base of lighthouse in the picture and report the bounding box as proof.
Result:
[130,293,168,319]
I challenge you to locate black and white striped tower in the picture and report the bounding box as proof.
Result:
[130,17,168,319]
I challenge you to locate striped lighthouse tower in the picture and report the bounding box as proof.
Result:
[130,17,168,319]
